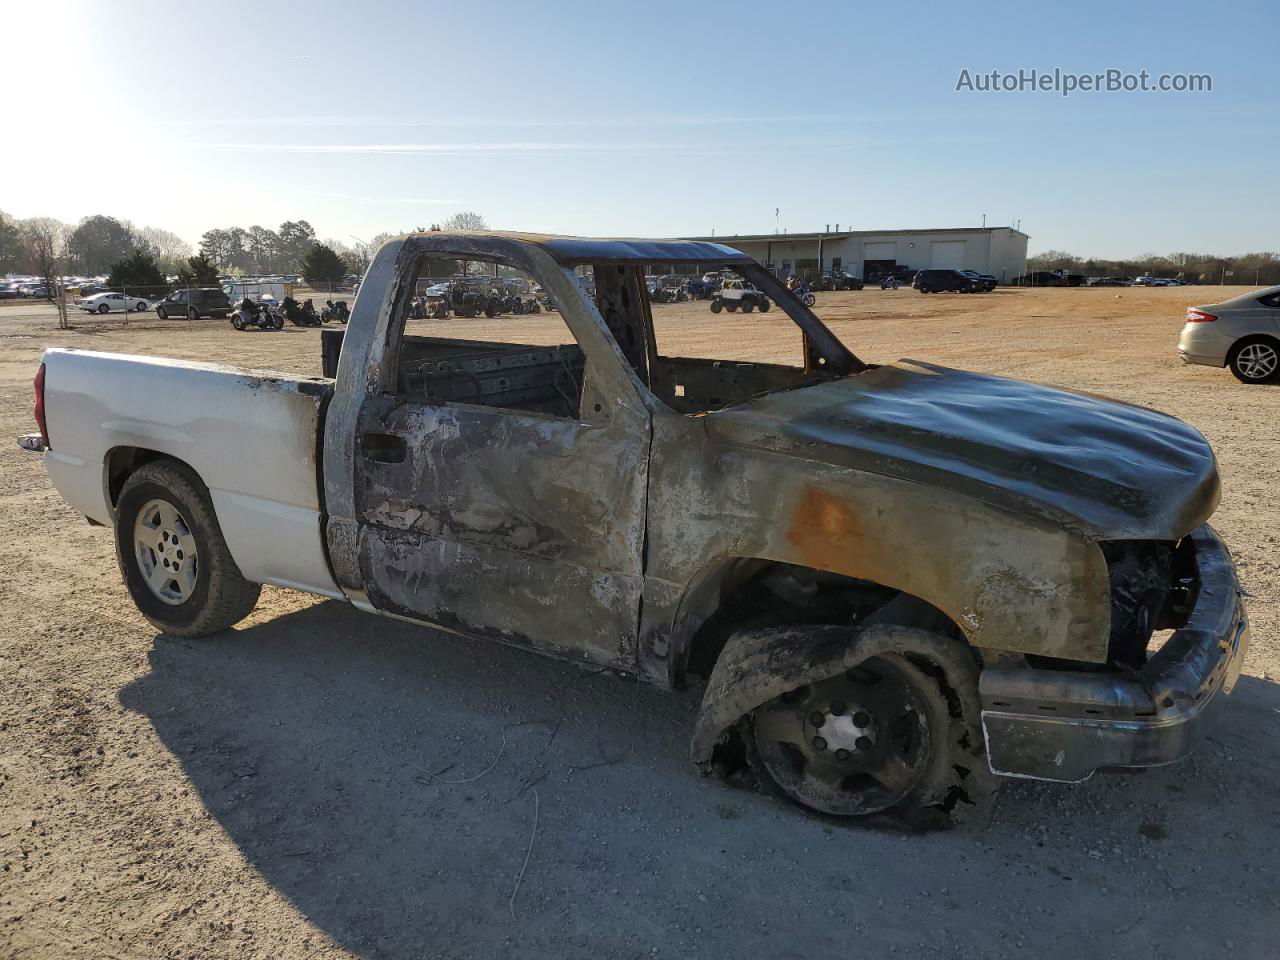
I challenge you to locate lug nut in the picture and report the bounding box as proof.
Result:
[835,748,850,761]
[812,736,827,751]
[830,701,846,716]
[853,712,871,728]
[809,712,825,728]
[855,736,873,752]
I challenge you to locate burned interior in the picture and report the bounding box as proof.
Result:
[377,249,863,419]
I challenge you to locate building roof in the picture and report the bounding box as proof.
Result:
[682,226,1029,243]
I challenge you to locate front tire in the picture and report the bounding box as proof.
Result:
[710,299,723,314]
[137,301,148,312]
[156,306,168,320]
[1228,337,1280,384]
[114,460,260,636]
[736,626,996,828]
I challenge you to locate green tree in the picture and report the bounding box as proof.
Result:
[69,215,137,274]
[176,253,220,286]
[300,243,347,285]
[107,249,166,292]
[277,220,317,271]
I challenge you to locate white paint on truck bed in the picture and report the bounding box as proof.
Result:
[41,348,340,599]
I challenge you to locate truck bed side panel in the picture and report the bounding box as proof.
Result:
[41,349,340,599]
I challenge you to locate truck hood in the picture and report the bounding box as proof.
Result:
[706,359,1218,540]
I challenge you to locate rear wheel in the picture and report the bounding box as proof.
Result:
[710,299,723,314]
[231,314,245,330]
[741,300,754,313]
[918,286,931,294]
[97,303,109,314]
[759,298,771,312]
[1228,338,1280,383]
[114,460,260,636]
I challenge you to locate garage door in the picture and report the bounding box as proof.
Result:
[930,241,967,270]
[863,242,897,260]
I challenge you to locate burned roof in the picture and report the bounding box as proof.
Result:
[400,231,751,266]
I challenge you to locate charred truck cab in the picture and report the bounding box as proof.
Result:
[24,232,1249,826]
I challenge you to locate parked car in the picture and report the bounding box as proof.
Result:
[155,288,232,320]
[76,292,149,314]
[1087,277,1131,287]
[960,270,997,292]
[1178,284,1280,384]
[18,231,1248,828]
[1018,271,1067,287]
[912,269,977,294]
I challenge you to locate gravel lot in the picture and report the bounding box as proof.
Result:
[1,286,1276,959]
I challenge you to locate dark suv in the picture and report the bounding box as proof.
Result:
[912,269,977,294]
[155,288,232,320]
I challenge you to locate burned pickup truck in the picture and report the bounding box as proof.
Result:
[20,232,1249,826]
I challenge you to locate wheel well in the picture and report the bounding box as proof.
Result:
[105,447,192,508]
[672,559,967,687]
[1228,333,1280,359]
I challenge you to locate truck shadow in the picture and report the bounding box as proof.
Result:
[119,601,1280,959]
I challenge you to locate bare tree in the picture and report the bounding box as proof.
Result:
[136,225,193,274]
[21,218,70,327]
[440,211,488,232]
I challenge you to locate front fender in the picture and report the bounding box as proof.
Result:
[643,417,1112,669]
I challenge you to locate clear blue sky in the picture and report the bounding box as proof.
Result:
[5,0,1276,257]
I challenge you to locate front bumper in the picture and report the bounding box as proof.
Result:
[980,525,1248,782]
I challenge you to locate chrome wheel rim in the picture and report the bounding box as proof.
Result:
[133,499,198,605]
[1237,343,1278,380]
[753,656,932,816]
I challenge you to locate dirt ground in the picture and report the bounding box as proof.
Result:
[0,285,1276,959]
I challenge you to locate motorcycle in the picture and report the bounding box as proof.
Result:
[880,277,900,290]
[322,299,351,323]
[230,300,283,331]
[791,282,816,307]
[279,297,323,326]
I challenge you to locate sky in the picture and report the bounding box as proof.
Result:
[2,0,1277,258]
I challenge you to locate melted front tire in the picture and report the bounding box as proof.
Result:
[697,625,998,829]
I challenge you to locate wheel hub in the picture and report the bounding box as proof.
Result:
[750,656,934,817]
[807,703,877,758]
[133,499,198,605]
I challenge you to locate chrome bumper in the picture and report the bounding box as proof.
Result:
[980,525,1249,782]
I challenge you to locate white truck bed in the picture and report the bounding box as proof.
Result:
[41,348,341,598]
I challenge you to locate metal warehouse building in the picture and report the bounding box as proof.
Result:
[681,226,1029,283]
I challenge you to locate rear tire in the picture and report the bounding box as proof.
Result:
[741,300,754,313]
[97,303,109,314]
[710,299,723,314]
[1228,337,1280,383]
[231,314,245,330]
[114,460,260,637]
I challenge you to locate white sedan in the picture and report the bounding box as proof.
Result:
[77,291,151,314]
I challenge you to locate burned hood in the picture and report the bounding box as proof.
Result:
[706,359,1219,540]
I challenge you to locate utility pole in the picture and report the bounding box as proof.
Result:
[982,213,986,228]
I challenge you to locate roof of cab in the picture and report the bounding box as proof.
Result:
[401,230,751,266]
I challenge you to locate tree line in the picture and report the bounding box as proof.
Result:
[1,209,491,296]
[1027,249,1280,285]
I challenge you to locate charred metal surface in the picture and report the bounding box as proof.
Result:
[979,525,1249,782]
[639,406,1115,671]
